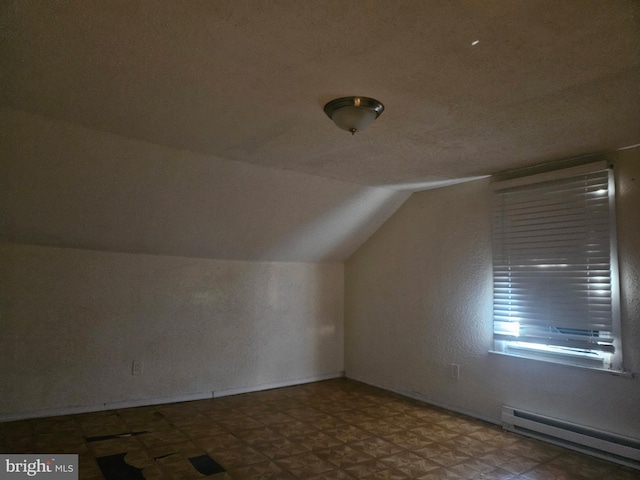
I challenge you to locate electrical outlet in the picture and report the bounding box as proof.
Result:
[451,363,460,379]
[132,360,143,375]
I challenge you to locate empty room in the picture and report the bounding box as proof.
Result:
[1,1,639,479]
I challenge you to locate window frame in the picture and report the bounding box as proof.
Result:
[490,161,625,373]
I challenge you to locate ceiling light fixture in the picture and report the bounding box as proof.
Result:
[323,96,384,135]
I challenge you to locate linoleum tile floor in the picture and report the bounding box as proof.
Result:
[1,379,638,480]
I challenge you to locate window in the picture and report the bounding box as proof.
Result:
[491,161,623,372]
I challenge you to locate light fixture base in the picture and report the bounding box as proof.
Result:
[323,96,384,134]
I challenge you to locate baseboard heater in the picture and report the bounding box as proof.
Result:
[501,406,640,470]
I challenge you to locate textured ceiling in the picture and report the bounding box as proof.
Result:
[1,1,639,261]
[2,0,638,186]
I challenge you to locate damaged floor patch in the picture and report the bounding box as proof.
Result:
[96,453,144,480]
[97,451,226,480]
[189,454,226,475]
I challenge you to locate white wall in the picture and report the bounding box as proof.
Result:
[0,244,344,419]
[0,107,410,263]
[345,149,640,439]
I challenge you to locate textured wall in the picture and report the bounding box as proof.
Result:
[0,244,344,417]
[345,149,640,438]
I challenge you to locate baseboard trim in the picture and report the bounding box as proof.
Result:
[0,371,345,422]
[0,391,214,423]
[345,373,498,426]
[214,371,345,398]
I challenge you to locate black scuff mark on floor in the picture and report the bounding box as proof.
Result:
[153,452,178,460]
[85,431,148,442]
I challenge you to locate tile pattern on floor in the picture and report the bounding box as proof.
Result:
[1,379,638,479]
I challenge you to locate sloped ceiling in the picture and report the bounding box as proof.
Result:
[1,1,639,261]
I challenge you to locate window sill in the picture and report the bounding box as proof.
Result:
[488,350,635,379]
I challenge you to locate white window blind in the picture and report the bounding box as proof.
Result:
[492,162,621,367]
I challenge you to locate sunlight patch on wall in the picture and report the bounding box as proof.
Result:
[263,187,411,262]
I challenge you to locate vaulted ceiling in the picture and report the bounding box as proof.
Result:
[2,1,639,261]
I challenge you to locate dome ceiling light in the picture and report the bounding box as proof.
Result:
[323,96,384,135]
